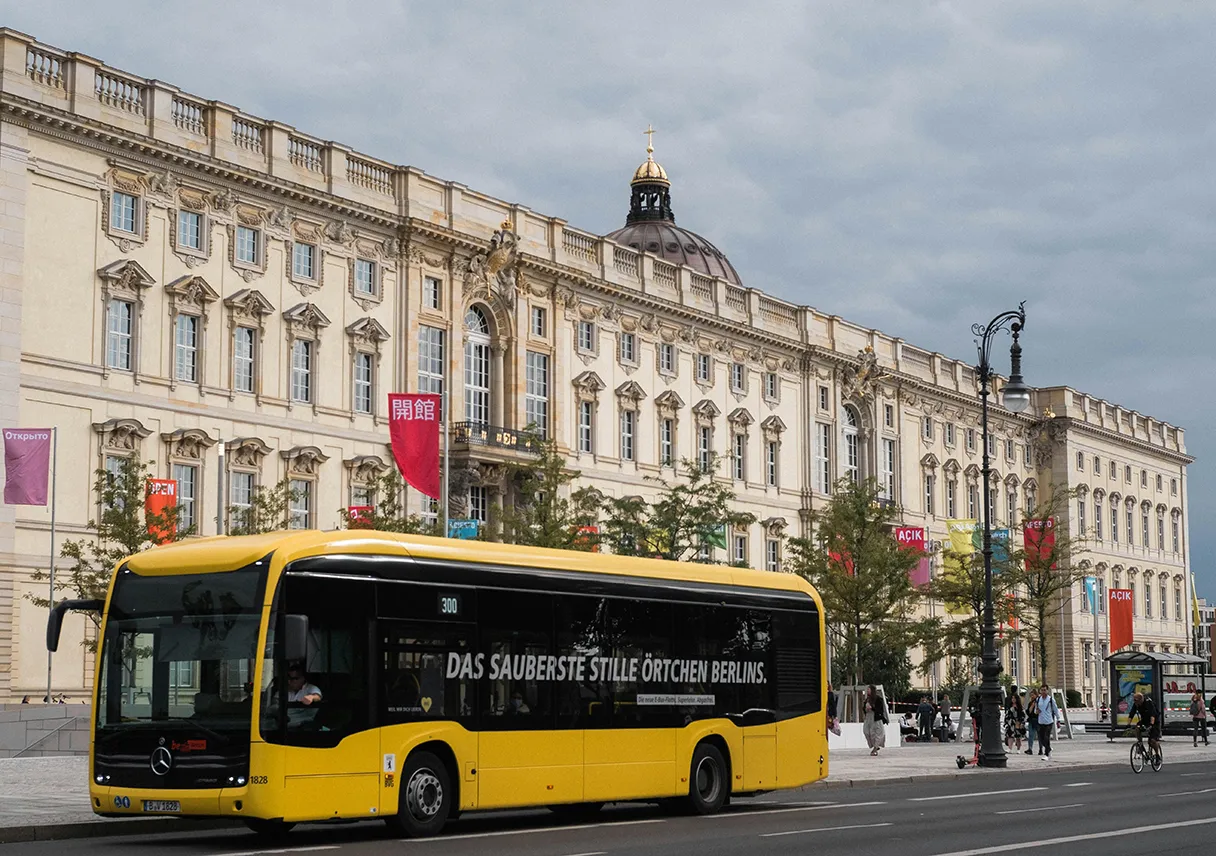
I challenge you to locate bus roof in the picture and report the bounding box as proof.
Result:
[123,530,815,599]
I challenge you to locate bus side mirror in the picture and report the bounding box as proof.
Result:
[46,599,104,652]
[284,614,309,662]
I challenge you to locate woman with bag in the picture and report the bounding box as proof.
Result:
[1024,690,1038,755]
[1005,693,1026,751]
[827,683,841,736]
[863,685,889,756]
[1191,691,1209,747]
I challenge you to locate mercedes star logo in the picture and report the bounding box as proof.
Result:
[150,746,173,776]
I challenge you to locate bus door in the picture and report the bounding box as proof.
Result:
[273,574,379,820]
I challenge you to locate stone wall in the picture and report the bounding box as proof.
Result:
[0,704,89,758]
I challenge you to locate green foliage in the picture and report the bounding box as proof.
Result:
[857,633,913,701]
[786,477,922,685]
[942,658,975,703]
[498,437,599,550]
[28,456,188,634]
[1065,689,1082,708]
[919,540,1019,666]
[227,477,299,535]
[597,455,755,563]
[337,470,440,535]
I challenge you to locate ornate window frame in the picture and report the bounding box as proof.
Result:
[286,220,326,296]
[346,317,391,421]
[224,288,275,401]
[165,275,219,392]
[225,437,271,529]
[727,408,753,484]
[281,446,330,529]
[162,428,217,535]
[229,205,268,282]
[345,454,390,510]
[100,167,150,252]
[615,381,646,464]
[97,259,155,381]
[655,390,685,468]
[167,186,213,267]
[283,303,331,411]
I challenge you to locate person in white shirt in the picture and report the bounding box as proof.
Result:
[285,666,322,705]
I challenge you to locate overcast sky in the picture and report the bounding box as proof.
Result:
[6,2,1212,591]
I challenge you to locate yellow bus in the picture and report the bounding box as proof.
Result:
[47,530,827,837]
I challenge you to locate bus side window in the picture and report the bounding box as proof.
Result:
[604,600,678,729]
[479,591,554,730]
[771,610,820,717]
[555,594,610,729]
[381,626,475,723]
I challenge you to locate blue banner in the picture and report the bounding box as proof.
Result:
[448,519,479,540]
[1085,576,1098,615]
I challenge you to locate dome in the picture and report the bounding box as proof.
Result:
[604,129,743,286]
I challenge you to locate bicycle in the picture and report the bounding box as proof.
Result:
[1129,725,1163,773]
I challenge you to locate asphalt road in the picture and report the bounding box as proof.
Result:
[9,761,1216,856]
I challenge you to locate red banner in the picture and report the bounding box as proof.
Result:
[574,525,600,552]
[348,506,373,529]
[1110,588,1134,651]
[829,546,855,576]
[145,478,177,544]
[894,526,929,586]
[1023,516,1057,569]
[388,393,441,500]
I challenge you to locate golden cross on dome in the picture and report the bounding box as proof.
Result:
[644,124,655,155]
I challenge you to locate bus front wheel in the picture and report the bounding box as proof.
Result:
[388,750,453,838]
[687,743,729,815]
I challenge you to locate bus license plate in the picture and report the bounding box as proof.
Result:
[142,800,180,813]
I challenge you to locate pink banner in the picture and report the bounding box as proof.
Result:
[388,394,441,500]
[895,526,930,586]
[3,428,52,506]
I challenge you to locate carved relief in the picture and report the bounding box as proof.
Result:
[162,428,217,461]
[842,346,885,401]
[94,418,152,452]
[281,446,330,476]
[760,415,787,441]
[465,220,521,309]
[655,390,685,418]
[615,380,647,408]
[226,437,272,469]
[345,454,390,484]
[572,371,606,402]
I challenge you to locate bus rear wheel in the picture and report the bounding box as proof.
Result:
[243,818,295,838]
[387,750,452,838]
[686,743,728,815]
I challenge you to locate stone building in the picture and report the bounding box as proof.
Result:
[0,30,1195,703]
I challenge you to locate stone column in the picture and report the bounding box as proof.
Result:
[491,342,506,427]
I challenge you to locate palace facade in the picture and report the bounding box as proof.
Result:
[0,30,1195,705]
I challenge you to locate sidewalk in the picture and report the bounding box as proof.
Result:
[1,736,1211,841]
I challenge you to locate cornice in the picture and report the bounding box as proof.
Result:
[1046,417,1193,467]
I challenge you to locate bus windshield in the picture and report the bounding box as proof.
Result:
[97,559,268,733]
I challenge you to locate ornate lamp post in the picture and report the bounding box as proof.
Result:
[973,302,1030,768]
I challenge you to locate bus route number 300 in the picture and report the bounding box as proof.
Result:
[438,593,462,617]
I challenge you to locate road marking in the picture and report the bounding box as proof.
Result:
[761,822,892,838]
[1159,787,1216,797]
[927,815,1216,856]
[409,818,664,842]
[909,787,1047,802]
[708,801,885,818]
[558,852,606,856]
[1063,782,1091,787]
[203,848,339,856]
[1181,771,1210,777]
[996,802,1084,815]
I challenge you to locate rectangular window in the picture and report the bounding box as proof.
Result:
[1024,443,1032,465]
[1161,580,1169,620]
[967,484,978,519]
[291,339,312,403]
[177,210,202,251]
[766,539,781,572]
[233,327,255,393]
[423,276,442,311]
[620,409,635,462]
[733,534,748,566]
[1141,470,1148,489]
[1096,499,1104,540]
[947,480,957,517]
[1007,491,1018,527]
[1142,509,1150,546]
[468,486,487,523]
[767,441,778,488]
[732,433,746,481]
[236,225,259,265]
[1094,456,1101,475]
[1125,464,1132,484]
[945,423,955,445]
[731,363,746,392]
[1006,439,1016,460]
[531,306,547,337]
[660,418,674,467]
[880,438,895,500]
[229,471,255,527]
[619,332,636,364]
[174,314,198,382]
[1109,461,1116,480]
[292,242,316,280]
[1171,478,1178,496]
[1157,474,1163,492]
[698,425,712,472]
[578,400,594,454]
[106,299,133,370]
[924,474,935,515]
[987,434,996,456]
[659,342,675,374]
[818,386,829,411]
[1078,497,1087,536]
[884,403,894,428]
[354,258,376,295]
[815,424,830,494]
[764,372,778,400]
[417,325,445,412]
[353,352,373,414]
[1127,506,1135,546]
[1176,583,1183,621]
[1100,577,1107,613]
[1145,582,1152,618]
[172,463,197,533]
[525,351,549,439]
[289,478,312,529]
[966,428,976,452]
[1173,517,1180,553]
[923,417,933,440]
[421,496,439,527]
[1111,503,1119,543]
[111,191,137,234]
[578,321,596,353]
[1083,640,1092,679]
[350,484,373,510]
[697,353,712,383]
[1009,642,1020,681]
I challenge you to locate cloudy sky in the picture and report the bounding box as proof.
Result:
[7,2,1213,589]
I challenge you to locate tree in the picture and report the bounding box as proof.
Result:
[1008,486,1088,682]
[919,533,1019,668]
[28,456,187,633]
[498,438,599,550]
[227,478,299,535]
[337,470,441,535]
[597,455,755,562]
[787,477,923,687]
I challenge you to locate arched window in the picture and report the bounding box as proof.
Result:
[842,407,860,484]
[464,306,491,425]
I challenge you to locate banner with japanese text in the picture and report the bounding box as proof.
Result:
[388,393,441,500]
[348,506,373,529]
[145,478,177,545]
[1023,516,1057,569]
[1110,588,1134,652]
[943,519,977,613]
[2,428,52,506]
[894,526,929,586]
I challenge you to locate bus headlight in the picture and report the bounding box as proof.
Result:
[94,774,110,784]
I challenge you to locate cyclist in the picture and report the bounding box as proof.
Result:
[1130,691,1161,753]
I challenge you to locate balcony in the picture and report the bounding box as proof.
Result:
[451,422,541,455]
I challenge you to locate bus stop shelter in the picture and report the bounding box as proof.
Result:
[1106,650,1209,738]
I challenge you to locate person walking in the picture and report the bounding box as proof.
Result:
[1033,684,1061,760]
[1024,689,1037,754]
[917,695,934,742]
[939,694,953,742]
[1005,692,1026,751]
[863,685,889,756]
[1190,691,1209,747]
[826,683,840,735]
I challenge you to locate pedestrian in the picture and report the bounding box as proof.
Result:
[20,695,29,704]
[917,695,934,742]
[939,694,952,742]
[863,684,889,756]
[1208,691,1216,724]
[1024,689,1038,754]
[826,683,840,735]
[1005,692,1026,751]
[1190,691,1209,747]
[1034,684,1061,759]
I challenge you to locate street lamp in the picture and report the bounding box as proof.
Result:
[972,301,1029,768]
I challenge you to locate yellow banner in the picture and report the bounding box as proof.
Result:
[942,519,978,614]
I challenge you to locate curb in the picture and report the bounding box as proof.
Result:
[0,817,238,845]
